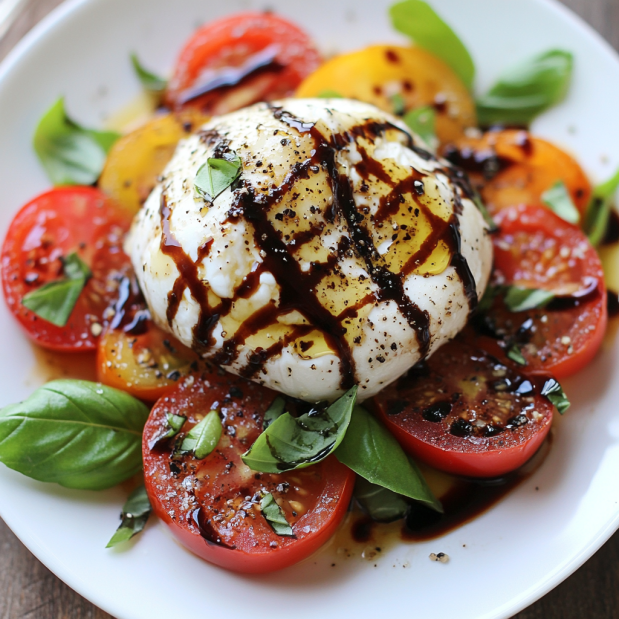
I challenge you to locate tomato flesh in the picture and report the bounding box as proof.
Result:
[374,337,554,478]
[1,187,133,351]
[143,372,355,573]
[165,12,321,115]
[484,204,607,379]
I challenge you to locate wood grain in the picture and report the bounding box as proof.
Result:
[0,0,617,617]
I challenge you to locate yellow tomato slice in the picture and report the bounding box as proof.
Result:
[99,109,209,215]
[296,44,476,144]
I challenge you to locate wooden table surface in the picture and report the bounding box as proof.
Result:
[1,0,618,617]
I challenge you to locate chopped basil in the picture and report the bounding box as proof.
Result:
[354,477,409,523]
[542,181,580,224]
[180,410,222,459]
[195,152,242,200]
[0,380,149,490]
[260,492,294,537]
[263,397,285,430]
[389,0,475,89]
[33,97,121,185]
[476,50,573,127]
[21,252,91,327]
[503,286,555,313]
[473,194,498,232]
[391,93,406,116]
[130,53,167,93]
[241,386,357,474]
[317,90,344,99]
[335,406,442,512]
[476,284,501,314]
[106,485,152,548]
[541,378,570,414]
[585,167,619,247]
[148,413,186,450]
[507,344,527,366]
[403,106,437,148]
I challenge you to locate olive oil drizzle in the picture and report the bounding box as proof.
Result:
[158,104,479,386]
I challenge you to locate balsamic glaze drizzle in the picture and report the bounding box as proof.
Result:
[158,104,480,387]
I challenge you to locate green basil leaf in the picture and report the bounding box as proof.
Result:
[585,168,619,247]
[0,380,149,490]
[260,492,294,537]
[33,97,121,186]
[506,344,527,366]
[541,378,570,414]
[147,413,186,450]
[106,484,152,548]
[181,410,222,459]
[391,93,406,117]
[389,0,475,89]
[317,90,344,99]
[21,252,91,327]
[242,386,357,474]
[475,284,502,314]
[354,477,409,523]
[403,106,437,147]
[263,397,285,430]
[503,286,555,312]
[336,406,442,512]
[195,152,242,200]
[130,53,167,93]
[476,50,573,127]
[542,180,580,224]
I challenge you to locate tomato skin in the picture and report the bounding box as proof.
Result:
[442,129,592,216]
[1,187,133,351]
[373,338,554,478]
[143,372,355,573]
[490,204,607,379]
[165,13,321,115]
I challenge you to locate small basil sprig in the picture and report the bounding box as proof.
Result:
[130,53,167,94]
[585,167,619,247]
[354,477,409,523]
[263,397,285,430]
[148,413,186,450]
[507,343,527,366]
[542,181,580,225]
[0,380,149,490]
[403,106,437,148]
[107,485,152,548]
[33,97,121,185]
[180,410,222,459]
[541,378,570,414]
[21,252,91,327]
[260,492,294,537]
[390,0,475,89]
[195,152,242,201]
[242,386,356,474]
[503,286,555,312]
[476,50,573,127]
[336,406,442,512]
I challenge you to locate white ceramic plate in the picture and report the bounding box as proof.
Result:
[1,0,618,617]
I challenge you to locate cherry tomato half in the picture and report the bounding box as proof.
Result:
[442,129,591,216]
[165,12,321,116]
[143,372,355,573]
[374,337,554,478]
[1,187,133,351]
[483,204,607,379]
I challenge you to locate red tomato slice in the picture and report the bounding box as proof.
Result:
[1,187,133,351]
[165,12,322,115]
[373,337,554,478]
[143,372,355,573]
[484,204,607,379]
